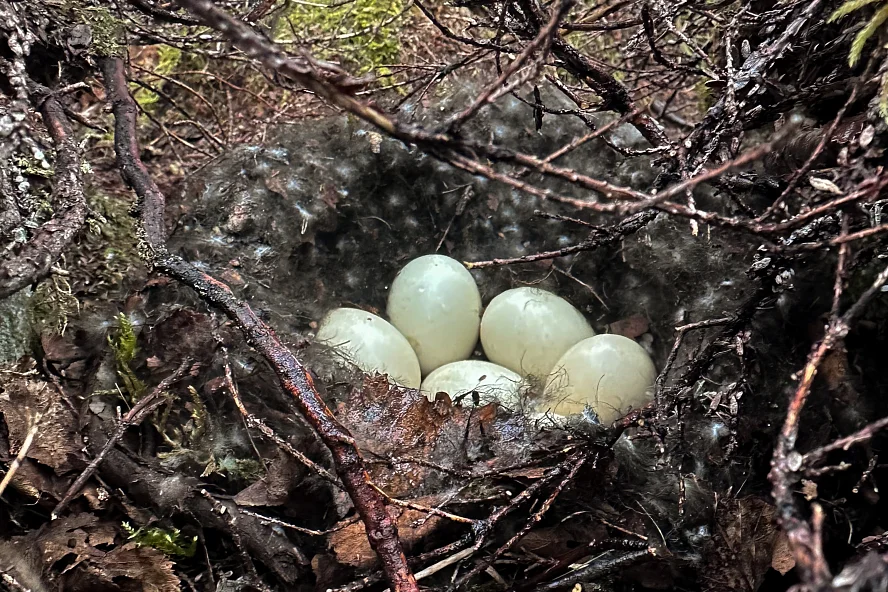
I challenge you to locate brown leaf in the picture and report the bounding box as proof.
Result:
[702,496,781,592]
[143,309,217,373]
[234,453,300,507]
[81,543,179,592]
[0,373,84,475]
[337,376,530,497]
[328,497,443,568]
[607,314,650,339]
[770,530,796,576]
[36,513,114,572]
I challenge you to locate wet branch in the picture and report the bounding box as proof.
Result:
[0,94,88,299]
[99,56,419,592]
[769,249,888,585]
[52,358,194,518]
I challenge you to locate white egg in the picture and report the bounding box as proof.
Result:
[316,308,421,388]
[480,287,594,377]
[421,361,523,407]
[387,255,482,375]
[541,334,657,424]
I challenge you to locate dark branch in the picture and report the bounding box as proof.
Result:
[99,55,419,592]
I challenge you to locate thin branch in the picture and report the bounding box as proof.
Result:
[52,359,193,518]
[0,93,88,299]
[100,55,419,592]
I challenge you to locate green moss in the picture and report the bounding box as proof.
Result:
[156,45,183,75]
[281,0,406,73]
[15,156,53,179]
[213,455,265,481]
[109,313,147,401]
[122,522,197,557]
[80,190,141,293]
[829,0,888,67]
[32,273,80,335]
[80,6,124,57]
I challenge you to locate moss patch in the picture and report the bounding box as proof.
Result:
[280,0,406,73]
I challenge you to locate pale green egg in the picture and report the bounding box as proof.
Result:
[316,308,421,388]
[480,287,594,377]
[421,360,522,407]
[387,255,482,375]
[542,334,656,424]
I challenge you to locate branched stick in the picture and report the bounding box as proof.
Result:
[224,355,344,489]
[447,0,572,131]
[452,450,590,587]
[99,56,419,592]
[465,209,656,269]
[803,416,888,470]
[533,548,655,591]
[769,249,888,585]
[0,94,88,299]
[52,358,193,518]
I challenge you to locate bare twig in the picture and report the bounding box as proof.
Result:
[100,55,418,592]
[52,359,193,518]
[0,410,44,498]
[0,94,88,299]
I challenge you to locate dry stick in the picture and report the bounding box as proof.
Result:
[790,222,888,251]
[239,508,361,536]
[52,359,193,519]
[330,536,477,592]
[518,0,668,149]
[673,268,781,391]
[99,56,418,592]
[655,316,734,395]
[369,483,476,524]
[466,209,656,269]
[168,0,644,206]
[413,0,512,51]
[224,356,344,489]
[676,0,826,172]
[756,82,860,222]
[537,109,638,166]
[803,416,888,470]
[533,548,655,591]
[769,255,888,585]
[175,0,807,229]
[447,0,571,131]
[0,410,43,498]
[453,450,590,588]
[0,94,88,299]
[515,538,650,591]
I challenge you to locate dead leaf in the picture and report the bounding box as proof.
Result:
[234,453,300,507]
[607,314,650,339]
[41,333,91,381]
[702,496,782,592]
[36,513,115,573]
[0,373,84,475]
[808,177,842,195]
[3,456,80,503]
[801,479,818,501]
[264,171,287,195]
[337,376,530,497]
[143,309,217,373]
[771,530,796,575]
[328,496,443,568]
[80,543,179,592]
